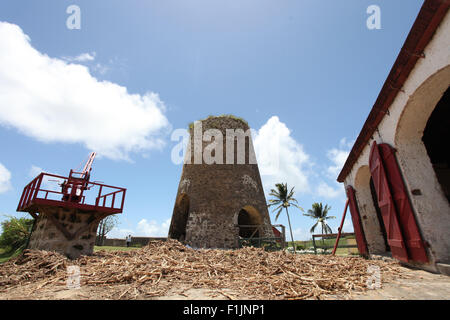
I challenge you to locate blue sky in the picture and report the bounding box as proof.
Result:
[0,0,424,240]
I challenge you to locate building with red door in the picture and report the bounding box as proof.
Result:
[338,0,450,275]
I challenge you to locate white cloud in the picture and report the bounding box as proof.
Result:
[29,165,44,178]
[313,137,353,199]
[326,148,350,178]
[0,22,169,160]
[63,52,96,62]
[253,116,311,194]
[29,165,63,192]
[136,218,171,237]
[107,227,134,239]
[0,163,12,193]
[253,118,350,201]
[292,227,310,241]
[326,138,353,178]
[315,181,343,199]
[92,63,109,75]
[105,218,170,239]
[63,52,111,76]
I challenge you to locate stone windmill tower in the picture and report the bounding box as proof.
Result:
[168,115,274,248]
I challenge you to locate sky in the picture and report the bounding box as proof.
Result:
[0,0,424,240]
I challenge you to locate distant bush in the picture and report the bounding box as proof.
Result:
[0,216,34,251]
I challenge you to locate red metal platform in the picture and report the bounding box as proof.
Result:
[17,172,126,216]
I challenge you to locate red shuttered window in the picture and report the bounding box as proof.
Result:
[377,143,428,263]
[369,141,428,263]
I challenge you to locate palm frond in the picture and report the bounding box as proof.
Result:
[323,222,333,234]
[267,199,282,207]
[275,207,283,221]
[267,182,305,224]
[292,203,304,212]
[310,221,319,234]
[289,197,299,204]
[287,187,295,200]
[305,202,334,235]
[270,203,283,213]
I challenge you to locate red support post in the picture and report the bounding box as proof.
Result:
[112,193,116,208]
[332,199,349,256]
[22,185,31,209]
[26,179,37,206]
[17,185,27,211]
[33,173,43,202]
[121,189,126,211]
[96,185,103,207]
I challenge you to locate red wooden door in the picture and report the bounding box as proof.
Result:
[346,186,368,256]
[378,144,428,263]
[369,141,409,262]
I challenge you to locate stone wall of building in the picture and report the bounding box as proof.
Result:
[343,10,450,272]
[168,116,274,248]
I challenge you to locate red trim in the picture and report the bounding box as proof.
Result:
[272,226,281,237]
[346,186,369,256]
[338,0,450,183]
[331,199,349,256]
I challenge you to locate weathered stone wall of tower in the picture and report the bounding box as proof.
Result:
[169,116,274,248]
[28,206,102,259]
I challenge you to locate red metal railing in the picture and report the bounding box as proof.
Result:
[17,172,126,213]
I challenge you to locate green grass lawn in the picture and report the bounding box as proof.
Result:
[94,245,140,252]
[287,236,359,256]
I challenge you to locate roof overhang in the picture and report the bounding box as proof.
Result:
[337,0,450,183]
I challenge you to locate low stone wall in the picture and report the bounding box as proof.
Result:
[96,236,167,247]
[131,236,167,247]
[100,238,127,247]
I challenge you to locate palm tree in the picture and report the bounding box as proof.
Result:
[268,183,304,251]
[304,202,335,236]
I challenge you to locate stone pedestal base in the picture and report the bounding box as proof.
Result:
[28,206,108,259]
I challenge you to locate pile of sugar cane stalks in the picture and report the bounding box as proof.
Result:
[0,239,407,300]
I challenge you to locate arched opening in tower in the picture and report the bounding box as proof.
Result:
[238,205,263,238]
[422,87,450,203]
[170,193,190,242]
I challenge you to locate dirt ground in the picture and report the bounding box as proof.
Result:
[329,267,450,300]
[0,281,252,300]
